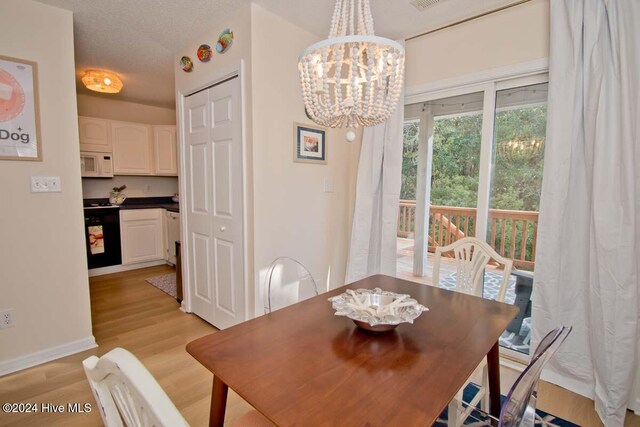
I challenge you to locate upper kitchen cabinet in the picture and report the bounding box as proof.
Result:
[153,126,178,175]
[111,121,153,175]
[79,116,111,152]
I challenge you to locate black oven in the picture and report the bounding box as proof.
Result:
[84,206,122,269]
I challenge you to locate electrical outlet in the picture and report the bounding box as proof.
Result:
[0,309,15,329]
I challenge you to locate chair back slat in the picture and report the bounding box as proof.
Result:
[434,237,514,301]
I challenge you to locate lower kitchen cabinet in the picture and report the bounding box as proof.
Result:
[120,209,165,265]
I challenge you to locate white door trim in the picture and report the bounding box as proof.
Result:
[175,61,250,318]
[475,82,497,241]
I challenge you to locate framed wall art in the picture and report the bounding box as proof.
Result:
[294,122,326,164]
[0,55,42,161]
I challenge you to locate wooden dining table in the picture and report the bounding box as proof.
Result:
[187,274,519,427]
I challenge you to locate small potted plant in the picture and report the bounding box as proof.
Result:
[109,185,127,205]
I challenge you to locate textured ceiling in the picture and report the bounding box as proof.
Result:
[34,0,519,108]
[256,0,519,41]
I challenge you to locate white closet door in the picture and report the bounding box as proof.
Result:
[184,76,245,329]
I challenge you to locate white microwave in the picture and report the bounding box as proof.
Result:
[80,151,114,178]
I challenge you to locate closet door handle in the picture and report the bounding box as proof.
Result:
[220,226,226,232]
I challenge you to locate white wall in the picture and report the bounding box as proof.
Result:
[250,4,356,314]
[77,94,179,199]
[405,0,549,88]
[77,94,176,125]
[173,3,256,314]
[0,0,94,372]
[174,4,360,319]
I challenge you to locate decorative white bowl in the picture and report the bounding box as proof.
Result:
[329,288,428,332]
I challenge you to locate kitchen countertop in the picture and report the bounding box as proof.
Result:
[120,202,180,213]
[84,197,179,213]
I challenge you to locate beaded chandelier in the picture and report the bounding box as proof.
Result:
[298,0,405,128]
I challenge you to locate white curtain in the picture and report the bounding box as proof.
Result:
[345,102,404,283]
[532,1,640,426]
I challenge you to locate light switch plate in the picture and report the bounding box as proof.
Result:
[323,177,334,193]
[30,176,62,193]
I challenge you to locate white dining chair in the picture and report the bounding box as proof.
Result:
[84,348,274,427]
[82,348,189,427]
[432,237,514,427]
[433,236,514,302]
[263,256,319,314]
[446,326,572,427]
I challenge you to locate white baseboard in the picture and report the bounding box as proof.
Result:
[88,260,168,277]
[0,336,97,376]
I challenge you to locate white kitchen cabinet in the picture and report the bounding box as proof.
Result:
[79,116,111,152]
[120,209,165,265]
[164,210,180,265]
[153,125,178,175]
[111,121,153,175]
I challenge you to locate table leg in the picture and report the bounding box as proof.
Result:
[487,341,501,419]
[209,376,228,427]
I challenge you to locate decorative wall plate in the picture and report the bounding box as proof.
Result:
[216,28,234,53]
[180,56,193,72]
[197,44,212,62]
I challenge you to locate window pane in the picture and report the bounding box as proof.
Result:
[430,92,484,250]
[397,92,484,282]
[489,82,548,356]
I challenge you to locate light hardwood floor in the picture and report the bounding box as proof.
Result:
[0,265,638,426]
[0,265,251,427]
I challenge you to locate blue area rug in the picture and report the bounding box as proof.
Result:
[433,384,579,426]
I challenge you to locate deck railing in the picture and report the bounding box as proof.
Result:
[397,200,539,270]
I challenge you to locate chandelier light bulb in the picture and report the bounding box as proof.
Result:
[298,0,405,128]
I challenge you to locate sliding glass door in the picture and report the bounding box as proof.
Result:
[397,74,548,359]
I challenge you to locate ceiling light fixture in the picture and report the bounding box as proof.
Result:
[81,70,123,94]
[298,0,405,128]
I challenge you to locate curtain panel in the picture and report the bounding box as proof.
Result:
[532,1,640,425]
[345,102,404,283]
